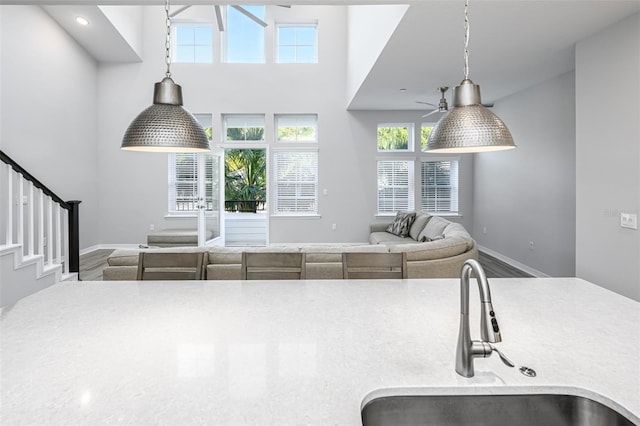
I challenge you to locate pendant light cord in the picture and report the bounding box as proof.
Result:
[463,0,470,80]
[165,0,172,78]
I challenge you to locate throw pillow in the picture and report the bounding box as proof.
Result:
[419,234,445,243]
[386,211,416,237]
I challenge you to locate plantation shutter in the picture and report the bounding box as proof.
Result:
[168,153,198,213]
[273,150,318,215]
[420,160,459,214]
[377,160,414,213]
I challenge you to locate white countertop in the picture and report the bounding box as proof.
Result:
[1,278,638,425]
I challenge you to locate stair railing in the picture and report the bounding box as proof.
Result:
[0,150,80,275]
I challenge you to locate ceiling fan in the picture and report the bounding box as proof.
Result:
[170,4,290,31]
[417,86,495,119]
[417,86,450,118]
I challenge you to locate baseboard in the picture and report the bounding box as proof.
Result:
[478,245,550,278]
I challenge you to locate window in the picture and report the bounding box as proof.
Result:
[173,23,213,63]
[377,123,413,152]
[275,114,317,142]
[224,115,265,142]
[420,124,434,151]
[273,150,318,215]
[277,24,317,63]
[168,114,218,215]
[225,5,265,63]
[420,159,459,214]
[377,160,414,214]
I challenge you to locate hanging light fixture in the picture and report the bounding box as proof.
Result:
[121,0,210,152]
[426,0,515,153]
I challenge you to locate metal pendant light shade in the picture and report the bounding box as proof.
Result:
[426,0,515,153]
[426,79,515,153]
[121,77,210,152]
[121,0,210,153]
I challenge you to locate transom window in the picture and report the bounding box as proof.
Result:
[224,115,265,142]
[277,24,318,63]
[173,23,213,63]
[275,114,318,142]
[377,123,413,152]
[225,5,265,63]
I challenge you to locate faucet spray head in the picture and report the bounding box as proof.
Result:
[481,301,502,343]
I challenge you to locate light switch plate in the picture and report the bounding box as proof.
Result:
[620,213,637,230]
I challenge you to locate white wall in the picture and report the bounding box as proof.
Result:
[575,13,640,301]
[473,71,576,277]
[346,4,408,108]
[0,6,100,250]
[97,6,375,245]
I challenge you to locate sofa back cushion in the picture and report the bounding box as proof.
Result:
[417,216,451,241]
[409,212,432,240]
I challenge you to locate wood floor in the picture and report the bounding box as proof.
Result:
[79,248,532,281]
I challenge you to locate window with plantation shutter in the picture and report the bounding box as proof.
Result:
[421,159,459,214]
[168,113,218,215]
[377,160,414,214]
[273,150,318,215]
[168,154,219,214]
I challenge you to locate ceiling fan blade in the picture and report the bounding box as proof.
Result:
[416,101,438,108]
[277,5,292,8]
[421,110,438,118]
[231,5,268,27]
[214,5,224,32]
[169,5,192,18]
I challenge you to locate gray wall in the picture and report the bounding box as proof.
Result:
[0,6,100,250]
[473,71,576,277]
[575,13,640,301]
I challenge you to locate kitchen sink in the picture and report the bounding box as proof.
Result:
[361,393,636,426]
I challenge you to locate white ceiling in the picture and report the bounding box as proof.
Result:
[11,0,640,110]
[349,1,640,110]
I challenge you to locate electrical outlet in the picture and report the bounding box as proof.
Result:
[483,227,487,235]
[331,223,337,230]
[150,224,155,231]
[621,213,637,230]
[529,241,535,251]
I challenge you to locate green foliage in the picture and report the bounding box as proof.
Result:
[378,126,409,150]
[225,149,266,201]
[278,126,316,142]
[204,126,213,140]
[226,127,264,141]
[421,126,433,151]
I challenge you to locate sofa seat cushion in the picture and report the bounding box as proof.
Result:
[369,231,409,245]
[389,237,472,261]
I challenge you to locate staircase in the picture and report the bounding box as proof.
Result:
[0,150,80,307]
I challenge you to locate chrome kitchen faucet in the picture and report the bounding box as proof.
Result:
[455,259,515,377]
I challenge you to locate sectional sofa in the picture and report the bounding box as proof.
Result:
[102,212,477,280]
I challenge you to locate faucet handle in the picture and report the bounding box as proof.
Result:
[488,343,515,368]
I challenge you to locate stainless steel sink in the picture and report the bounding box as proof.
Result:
[361,394,636,426]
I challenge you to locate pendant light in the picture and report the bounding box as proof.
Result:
[121,0,210,152]
[426,0,515,153]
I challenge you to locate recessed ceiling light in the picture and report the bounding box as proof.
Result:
[75,16,89,26]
